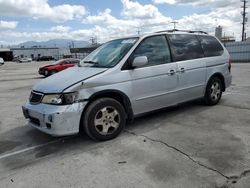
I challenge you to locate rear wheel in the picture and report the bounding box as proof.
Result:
[204,77,223,105]
[82,98,126,141]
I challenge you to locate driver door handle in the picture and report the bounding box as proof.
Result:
[168,70,176,75]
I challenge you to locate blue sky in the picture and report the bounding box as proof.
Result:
[10,0,208,32]
[0,0,247,44]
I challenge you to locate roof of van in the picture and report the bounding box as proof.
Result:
[141,29,208,37]
[110,30,210,42]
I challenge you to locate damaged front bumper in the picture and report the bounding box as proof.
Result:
[22,102,87,136]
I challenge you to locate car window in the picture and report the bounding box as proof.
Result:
[168,34,204,61]
[198,35,224,57]
[63,60,70,64]
[70,60,79,64]
[132,35,171,67]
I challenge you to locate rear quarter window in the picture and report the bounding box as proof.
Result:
[168,34,204,61]
[198,35,224,57]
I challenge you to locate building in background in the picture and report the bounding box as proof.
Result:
[214,25,236,43]
[0,48,13,61]
[70,46,100,59]
[221,36,236,43]
[11,47,59,60]
[215,25,223,40]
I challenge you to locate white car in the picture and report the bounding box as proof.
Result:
[19,57,32,63]
[0,57,4,65]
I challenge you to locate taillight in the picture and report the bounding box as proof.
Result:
[228,59,231,73]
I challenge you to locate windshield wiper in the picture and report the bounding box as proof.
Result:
[83,61,98,64]
[82,60,110,68]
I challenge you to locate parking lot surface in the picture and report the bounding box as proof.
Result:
[0,62,250,188]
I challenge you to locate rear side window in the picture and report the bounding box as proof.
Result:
[168,34,204,61]
[198,35,224,57]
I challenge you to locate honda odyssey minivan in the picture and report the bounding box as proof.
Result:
[22,30,232,141]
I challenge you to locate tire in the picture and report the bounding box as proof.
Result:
[50,70,58,75]
[82,98,126,141]
[44,69,49,77]
[204,77,223,105]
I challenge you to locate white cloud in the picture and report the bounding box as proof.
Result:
[0,27,103,45]
[85,1,173,38]
[0,0,248,44]
[121,0,163,19]
[0,20,18,29]
[153,0,238,8]
[0,0,87,22]
[51,25,71,33]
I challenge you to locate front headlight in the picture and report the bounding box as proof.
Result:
[41,92,78,105]
[42,94,62,105]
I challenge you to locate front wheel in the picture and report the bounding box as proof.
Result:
[204,77,223,105]
[44,69,49,77]
[82,98,126,141]
[50,70,58,75]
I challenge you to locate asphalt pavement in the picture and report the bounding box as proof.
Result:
[0,62,250,188]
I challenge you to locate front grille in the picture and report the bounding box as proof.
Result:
[29,116,40,126]
[30,91,43,104]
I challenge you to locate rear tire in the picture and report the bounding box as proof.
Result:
[204,77,223,105]
[82,98,126,141]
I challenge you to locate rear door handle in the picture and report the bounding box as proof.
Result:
[168,70,176,75]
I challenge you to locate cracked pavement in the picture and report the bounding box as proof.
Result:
[0,62,250,188]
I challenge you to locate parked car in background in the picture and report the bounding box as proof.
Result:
[19,57,32,63]
[37,56,54,61]
[23,30,232,141]
[13,56,21,62]
[38,58,80,77]
[0,57,4,65]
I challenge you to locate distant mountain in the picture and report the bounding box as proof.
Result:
[14,39,90,48]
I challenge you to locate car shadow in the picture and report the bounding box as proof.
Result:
[0,100,207,171]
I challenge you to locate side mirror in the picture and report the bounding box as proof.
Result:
[132,56,148,68]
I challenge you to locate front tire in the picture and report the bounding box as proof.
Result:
[82,98,126,141]
[44,69,49,77]
[204,77,223,105]
[50,70,58,75]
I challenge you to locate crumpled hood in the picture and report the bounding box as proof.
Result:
[33,67,107,93]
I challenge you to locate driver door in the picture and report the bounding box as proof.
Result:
[128,35,179,115]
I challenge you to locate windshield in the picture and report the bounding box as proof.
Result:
[80,38,138,68]
[52,60,63,65]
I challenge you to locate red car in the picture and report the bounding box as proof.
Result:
[38,58,80,77]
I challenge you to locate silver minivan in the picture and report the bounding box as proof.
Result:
[22,30,232,141]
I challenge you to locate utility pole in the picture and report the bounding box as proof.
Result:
[90,37,97,46]
[171,21,178,30]
[137,27,141,36]
[241,0,248,41]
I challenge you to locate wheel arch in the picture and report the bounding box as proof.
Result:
[79,89,134,132]
[207,72,225,92]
